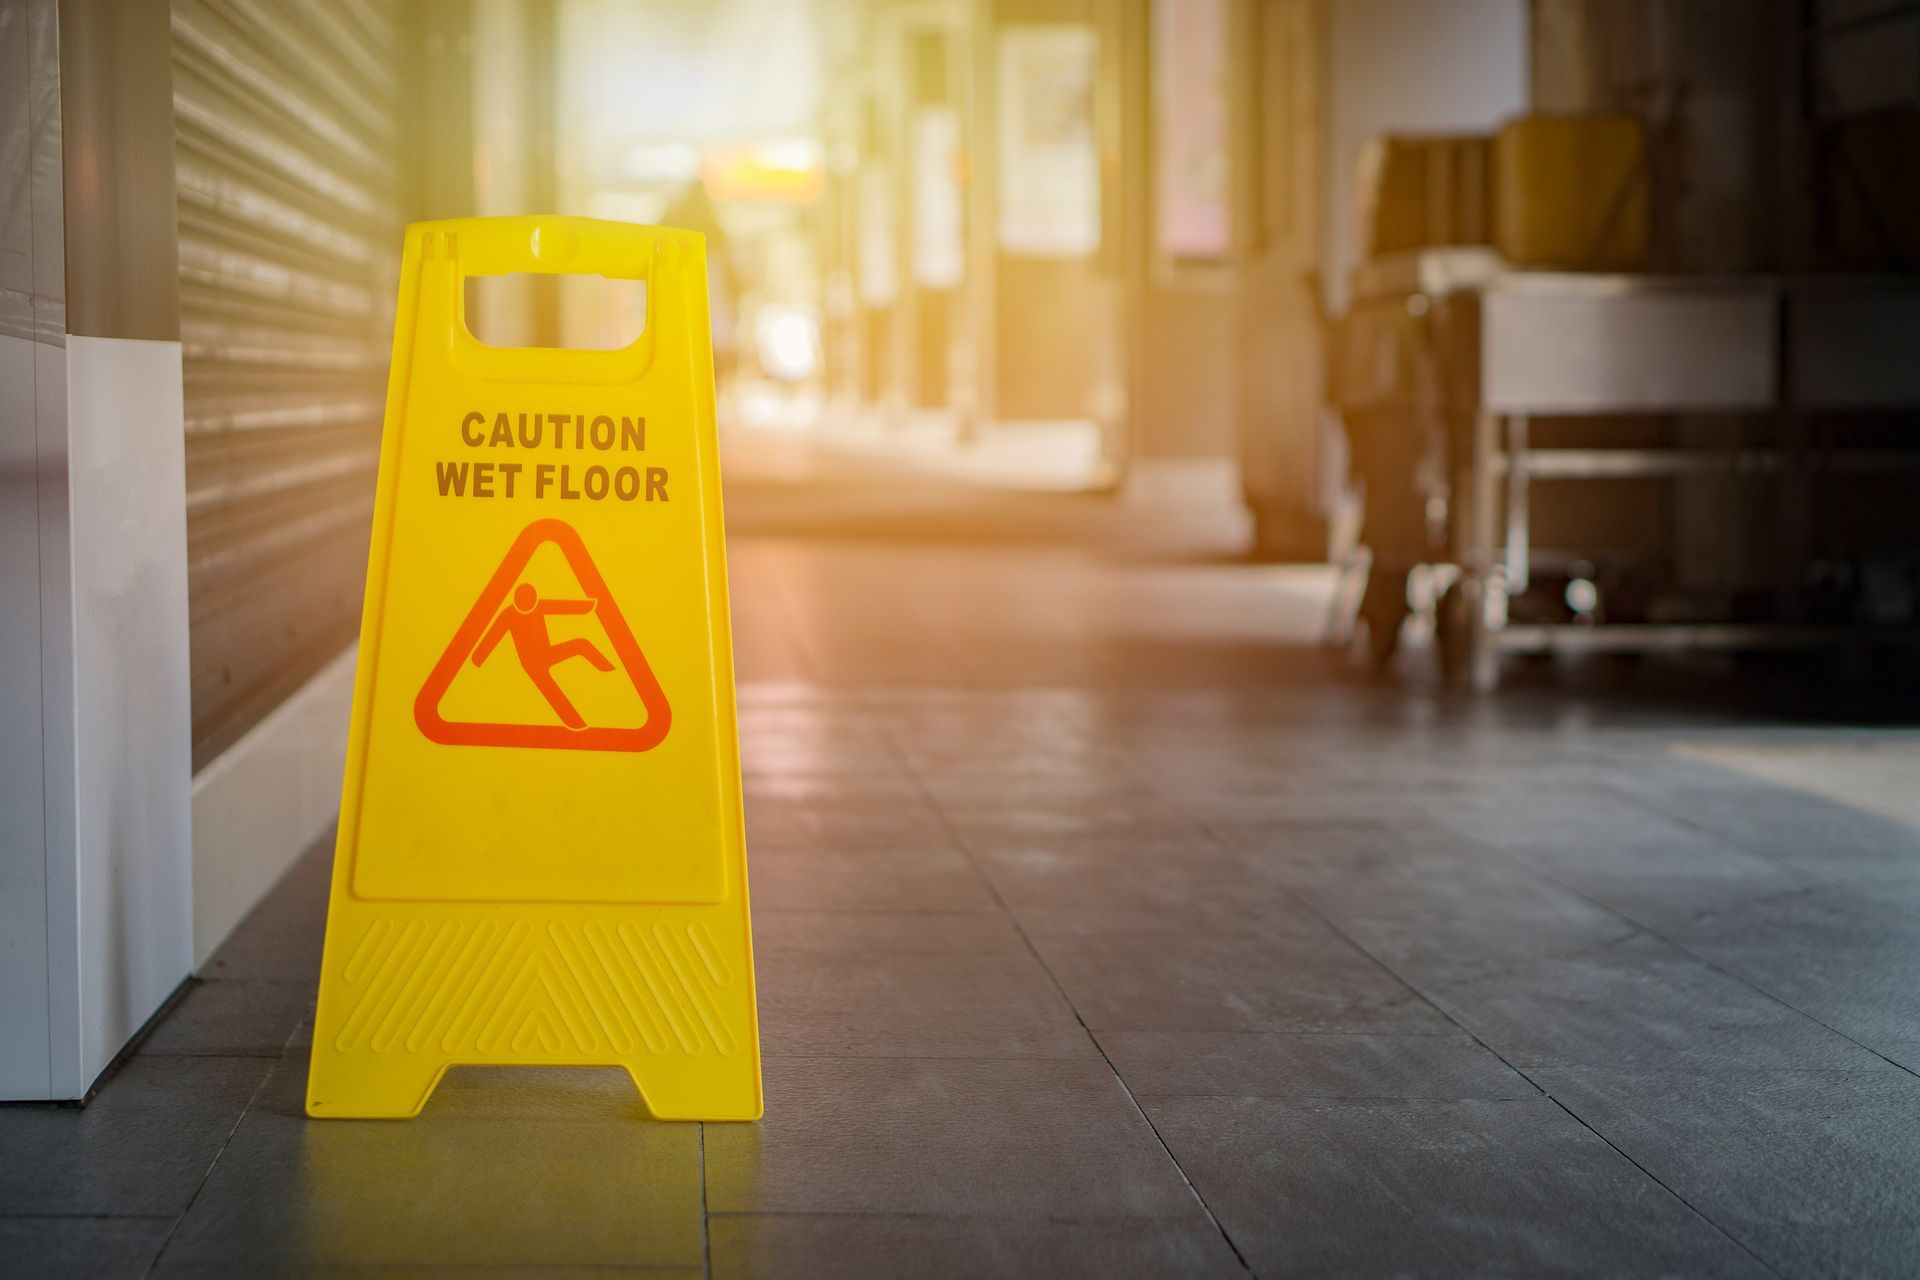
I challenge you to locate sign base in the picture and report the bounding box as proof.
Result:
[308,899,760,1120]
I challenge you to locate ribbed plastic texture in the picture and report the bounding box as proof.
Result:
[172,0,402,768]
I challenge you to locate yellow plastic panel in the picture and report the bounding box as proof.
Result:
[307,217,761,1121]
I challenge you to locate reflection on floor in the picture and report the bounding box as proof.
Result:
[726,404,1113,492]
[7,458,1920,1277]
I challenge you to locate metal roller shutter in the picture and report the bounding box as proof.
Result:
[173,0,402,769]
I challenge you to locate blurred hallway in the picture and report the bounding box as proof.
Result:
[10,447,1920,1277]
[8,3,1920,1274]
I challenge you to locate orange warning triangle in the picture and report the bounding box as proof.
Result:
[413,518,671,751]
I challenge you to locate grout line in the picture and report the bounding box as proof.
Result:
[1126,1092,1540,1104]
[702,1207,1239,1222]
[128,1050,290,1060]
[874,722,1256,1278]
[141,1055,279,1279]
[758,1051,1112,1062]
[698,1122,712,1280]
[0,1220,176,1228]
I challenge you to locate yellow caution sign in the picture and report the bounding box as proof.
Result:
[307,217,760,1120]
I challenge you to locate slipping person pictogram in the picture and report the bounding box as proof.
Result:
[473,583,614,729]
[414,518,671,752]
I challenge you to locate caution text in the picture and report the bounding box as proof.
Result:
[435,410,670,503]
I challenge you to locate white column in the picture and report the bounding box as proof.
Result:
[0,0,195,1100]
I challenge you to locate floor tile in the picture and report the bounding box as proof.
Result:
[1429,788,1824,933]
[756,946,1096,1059]
[1728,1223,1920,1279]
[704,1056,1198,1218]
[1193,790,1439,830]
[138,980,317,1057]
[1097,1030,1536,1100]
[1544,859,1824,937]
[1026,916,1452,1034]
[751,908,1026,955]
[972,840,1269,934]
[744,795,953,847]
[1384,931,1877,1071]
[940,798,1212,842]
[0,1055,272,1216]
[742,768,928,803]
[1424,782,1738,858]
[744,844,998,912]
[1634,772,1920,888]
[709,1213,1245,1280]
[1215,820,1597,924]
[1652,882,1920,1072]
[0,1216,171,1280]
[1143,1094,1769,1278]
[1332,894,1645,986]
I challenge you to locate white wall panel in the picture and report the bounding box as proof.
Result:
[0,331,56,1099]
[192,645,353,966]
[63,334,195,1092]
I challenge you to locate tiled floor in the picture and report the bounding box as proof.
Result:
[9,457,1920,1278]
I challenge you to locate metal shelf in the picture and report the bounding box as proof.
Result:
[1490,448,1920,480]
[1460,271,1920,689]
[1497,623,1920,656]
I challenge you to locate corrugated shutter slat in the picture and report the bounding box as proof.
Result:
[174,0,402,769]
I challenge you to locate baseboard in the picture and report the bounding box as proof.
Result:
[190,646,356,968]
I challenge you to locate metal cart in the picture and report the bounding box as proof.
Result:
[1336,253,1920,688]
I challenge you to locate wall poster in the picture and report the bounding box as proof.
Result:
[996,25,1101,258]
